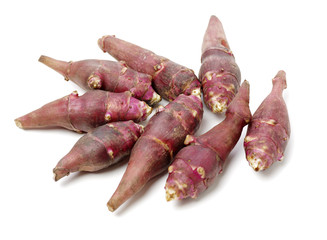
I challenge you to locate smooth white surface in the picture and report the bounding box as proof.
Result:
[1,1,327,239]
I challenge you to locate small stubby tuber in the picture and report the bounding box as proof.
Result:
[15,90,152,133]
[165,81,251,201]
[98,35,201,101]
[244,70,290,171]
[53,121,144,181]
[106,93,203,212]
[199,15,241,113]
[39,55,161,105]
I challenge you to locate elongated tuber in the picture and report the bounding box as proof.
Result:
[98,35,201,101]
[53,121,144,181]
[165,81,251,200]
[39,55,161,105]
[199,15,241,113]
[107,93,203,211]
[244,70,290,171]
[15,90,152,133]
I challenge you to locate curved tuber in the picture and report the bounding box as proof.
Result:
[244,70,290,171]
[199,15,241,113]
[15,91,152,133]
[53,121,144,181]
[39,55,161,105]
[98,35,201,101]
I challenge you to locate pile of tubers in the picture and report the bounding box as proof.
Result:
[15,15,290,212]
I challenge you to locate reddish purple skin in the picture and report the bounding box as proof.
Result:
[107,94,203,211]
[53,121,144,181]
[166,145,221,199]
[98,35,201,101]
[165,81,251,200]
[244,71,290,171]
[199,15,241,112]
[38,55,158,103]
[15,91,151,133]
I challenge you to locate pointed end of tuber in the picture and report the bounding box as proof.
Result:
[107,200,116,212]
[97,35,113,53]
[211,98,228,113]
[53,168,70,182]
[38,55,71,80]
[145,104,153,117]
[97,36,105,52]
[14,119,23,129]
[202,15,230,54]
[165,186,179,202]
[247,155,265,172]
[272,70,287,90]
[149,91,162,105]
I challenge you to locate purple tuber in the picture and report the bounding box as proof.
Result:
[165,81,251,200]
[53,121,144,181]
[39,55,161,105]
[15,90,151,133]
[244,70,290,171]
[98,35,201,101]
[199,15,241,113]
[107,93,203,211]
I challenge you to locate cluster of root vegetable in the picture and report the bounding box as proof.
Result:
[15,15,290,212]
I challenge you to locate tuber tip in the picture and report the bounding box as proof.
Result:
[165,186,179,202]
[98,35,115,53]
[107,201,116,212]
[38,55,46,63]
[53,168,70,181]
[97,37,105,52]
[273,70,287,90]
[275,70,286,79]
[14,119,23,129]
[247,155,265,172]
[212,98,228,113]
[149,92,162,105]
[145,104,153,116]
[38,55,71,80]
[202,15,230,54]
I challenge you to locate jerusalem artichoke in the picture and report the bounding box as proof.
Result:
[15,90,151,133]
[165,81,251,200]
[39,55,161,105]
[107,93,203,211]
[199,15,241,113]
[53,121,144,181]
[98,35,201,101]
[244,70,290,171]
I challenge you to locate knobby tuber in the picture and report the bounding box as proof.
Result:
[199,15,241,113]
[165,81,251,200]
[53,121,144,181]
[244,70,290,171]
[15,90,151,133]
[39,55,161,105]
[107,93,203,212]
[98,35,201,101]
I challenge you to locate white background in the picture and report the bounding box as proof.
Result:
[1,0,327,239]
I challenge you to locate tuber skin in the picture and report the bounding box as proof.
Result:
[39,55,161,105]
[244,70,290,171]
[98,35,201,101]
[165,81,251,201]
[106,93,203,212]
[15,90,152,133]
[53,121,144,181]
[199,15,241,113]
